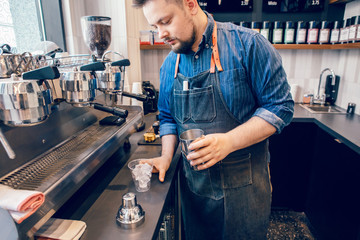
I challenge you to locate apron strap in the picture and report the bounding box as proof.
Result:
[174,54,181,79]
[210,21,223,73]
[174,21,223,78]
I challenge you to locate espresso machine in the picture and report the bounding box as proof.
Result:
[0,16,145,239]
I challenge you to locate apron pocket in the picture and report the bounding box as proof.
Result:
[183,158,223,200]
[189,85,216,123]
[174,89,190,124]
[220,153,252,189]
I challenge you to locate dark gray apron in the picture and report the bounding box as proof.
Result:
[169,22,272,240]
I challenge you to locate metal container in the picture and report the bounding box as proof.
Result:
[96,62,122,93]
[179,129,204,170]
[60,68,97,107]
[0,74,53,126]
[116,192,145,229]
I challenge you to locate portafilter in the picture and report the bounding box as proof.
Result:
[59,66,97,107]
[79,60,148,103]
[60,62,128,119]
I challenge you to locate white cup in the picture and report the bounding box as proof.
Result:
[131,82,143,108]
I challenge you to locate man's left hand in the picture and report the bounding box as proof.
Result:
[187,133,233,170]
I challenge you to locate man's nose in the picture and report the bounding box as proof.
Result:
[158,27,168,39]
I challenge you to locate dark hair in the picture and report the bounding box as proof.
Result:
[132,0,184,8]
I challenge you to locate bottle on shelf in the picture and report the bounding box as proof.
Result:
[296,21,307,44]
[272,21,284,44]
[349,16,359,43]
[319,21,331,44]
[284,21,295,44]
[307,21,319,44]
[260,21,272,42]
[339,18,351,44]
[330,20,341,44]
[251,22,262,33]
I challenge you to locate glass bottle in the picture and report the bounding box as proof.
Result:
[319,21,331,44]
[272,21,283,44]
[296,21,307,44]
[307,21,319,44]
[284,21,295,44]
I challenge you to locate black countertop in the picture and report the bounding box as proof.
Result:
[77,104,360,240]
[292,104,360,155]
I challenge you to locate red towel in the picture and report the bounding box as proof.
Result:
[0,184,45,223]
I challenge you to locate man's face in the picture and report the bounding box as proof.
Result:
[143,0,196,53]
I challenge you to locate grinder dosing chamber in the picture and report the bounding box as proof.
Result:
[81,16,111,59]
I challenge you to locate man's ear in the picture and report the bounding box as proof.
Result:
[183,0,198,15]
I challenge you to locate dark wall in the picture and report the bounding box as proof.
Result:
[201,0,346,23]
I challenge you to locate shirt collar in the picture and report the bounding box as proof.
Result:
[201,11,215,48]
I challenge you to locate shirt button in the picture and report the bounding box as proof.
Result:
[205,44,209,48]
[194,55,199,59]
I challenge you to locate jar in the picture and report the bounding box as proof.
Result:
[260,21,271,42]
[339,18,351,44]
[272,21,283,44]
[239,21,250,28]
[251,22,261,33]
[356,16,360,42]
[284,21,295,44]
[330,20,341,44]
[296,21,307,44]
[349,16,359,43]
[307,21,319,44]
[318,21,331,44]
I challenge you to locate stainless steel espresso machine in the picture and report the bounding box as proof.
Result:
[0,16,148,239]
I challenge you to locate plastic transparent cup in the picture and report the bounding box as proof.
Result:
[128,159,153,192]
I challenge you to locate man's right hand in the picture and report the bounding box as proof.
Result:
[151,134,178,182]
[143,156,172,182]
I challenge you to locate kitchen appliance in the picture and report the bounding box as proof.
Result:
[324,74,340,105]
[0,62,142,238]
[142,81,158,115]
[0,17,144,239]
[81,16,111,60]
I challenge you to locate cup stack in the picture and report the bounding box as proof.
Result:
[131,82,143,108]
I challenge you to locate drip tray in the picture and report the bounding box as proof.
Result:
[267,210,317,239]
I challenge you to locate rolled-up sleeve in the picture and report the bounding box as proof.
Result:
[246,34,294,133]
[158,54,178,137]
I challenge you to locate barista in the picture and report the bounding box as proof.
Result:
[132,0,294,239]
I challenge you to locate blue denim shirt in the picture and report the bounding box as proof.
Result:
[158,13,294,137]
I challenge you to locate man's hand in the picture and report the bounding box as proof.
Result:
[186,133,233,171]
[186,117,276,171]
[143,156,172,182]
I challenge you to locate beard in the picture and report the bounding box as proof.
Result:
[170,24,197,54]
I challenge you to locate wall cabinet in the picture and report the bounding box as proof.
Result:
[269,122,317,211]
[306,128,360,240]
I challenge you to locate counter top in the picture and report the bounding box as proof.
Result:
[79,137,180,240]
[292,104,360,155]
[75,104,360,240]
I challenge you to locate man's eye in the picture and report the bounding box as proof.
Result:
[162,20,170,25]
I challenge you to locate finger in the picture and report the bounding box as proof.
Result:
[196,159,217,171]
[188,136,207,150]
[190,153,212,167]
[187,145,212,161]
[159,169,166,182]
